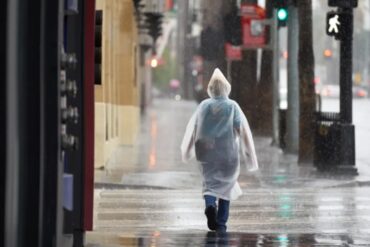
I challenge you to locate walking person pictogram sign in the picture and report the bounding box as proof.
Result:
[326,10,351,40]
[328,14,340,34]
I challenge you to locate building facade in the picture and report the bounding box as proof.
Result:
[95,0,141,168]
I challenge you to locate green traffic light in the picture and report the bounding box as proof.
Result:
[277,8,288,21]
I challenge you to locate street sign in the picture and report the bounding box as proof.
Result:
[240,4,267,48]
[250,20,265,36]
[327,12,340,36]
[328,0,357,8]
[225,43,242,61]
[326,11,352,40]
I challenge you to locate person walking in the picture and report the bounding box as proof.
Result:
[181,68,258,233]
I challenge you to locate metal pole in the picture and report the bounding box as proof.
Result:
[177,0,188,97]
[227,59,232,83]
[336,7,357,174]
[5,1,21,246]
[176,0,183,93]
[340,8,353,124]
[0,0,5,243]
[272,9,280,146]
[286,5,299,153]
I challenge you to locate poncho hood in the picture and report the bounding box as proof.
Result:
[207,68,231,98]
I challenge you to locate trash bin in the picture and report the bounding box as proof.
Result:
[314,112,341,171]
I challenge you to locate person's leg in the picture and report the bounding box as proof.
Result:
[204,195,217,231]
[204,195,217,208]
[217,198,230,232]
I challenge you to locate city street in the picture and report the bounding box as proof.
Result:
[87,98,370,247]
[3,1,370,246]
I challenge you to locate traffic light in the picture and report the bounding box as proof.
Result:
[272,0,288,27]
[150,57,158,68]
[224,8,242,46]
[200,27,222,61]
[272,0,288,8]
[95,10,102,85]
[326,10,352,41]
[144,12,163,49]
[277,7,288,27]
[328,0,357,8]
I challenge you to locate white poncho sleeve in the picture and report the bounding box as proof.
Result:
[236,104,259,171]
[180,109,197,163]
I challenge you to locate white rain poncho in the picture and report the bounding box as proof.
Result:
[181,68,258,201]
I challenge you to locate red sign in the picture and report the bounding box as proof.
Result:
[165,0,174,11]
[241,4,266,48]
[225,43,242,61]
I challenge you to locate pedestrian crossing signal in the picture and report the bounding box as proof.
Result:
[327,12,340,33]
[328,0,358,8]
[326,11,351,41]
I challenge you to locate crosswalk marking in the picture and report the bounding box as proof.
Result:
[92,187,370,236]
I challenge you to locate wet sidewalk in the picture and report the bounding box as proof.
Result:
[94,98,370,190]
[87,98,370,246]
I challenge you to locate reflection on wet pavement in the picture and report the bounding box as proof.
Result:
[94,100,201,187]
[148,113,158,170]
[87,187,370,246]
[87,231,370,246]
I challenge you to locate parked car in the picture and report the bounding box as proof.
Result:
[319,84,368,98]
[319,84,340,98]
[352,86,368,98]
